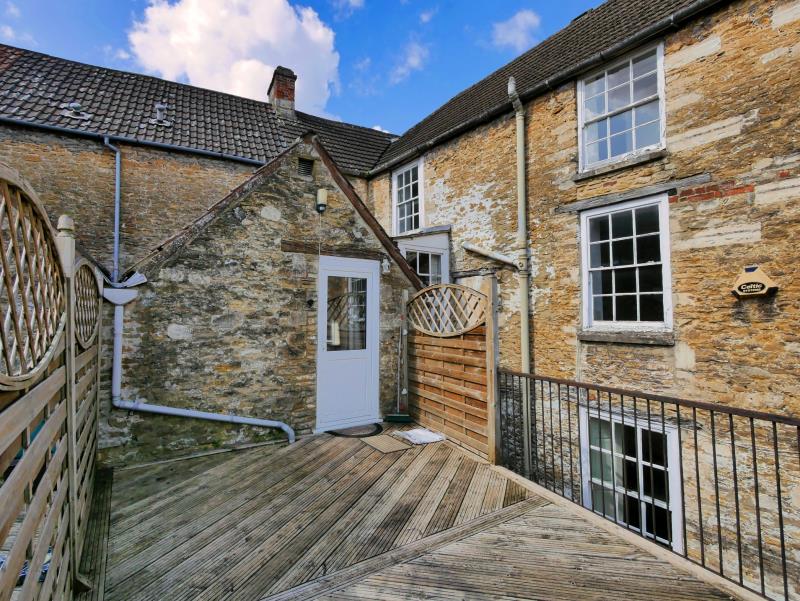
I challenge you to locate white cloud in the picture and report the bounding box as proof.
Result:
[332,0,363,18]
[419,8,436,24]
[492,9,541,53]
[0,23,14,40]
[371,124,389,133]
[390,41,429,85]
[4,2,19,18]
[354,57,371,72]
[129,0,340,116]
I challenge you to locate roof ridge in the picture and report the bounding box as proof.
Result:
[294,110,397,139]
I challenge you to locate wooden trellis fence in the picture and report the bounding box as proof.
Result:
[406,281,498,461]
[0,166,103,601]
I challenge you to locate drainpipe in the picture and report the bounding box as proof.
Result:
[509,77,533,478]
[103,137,122,283]
[100,139,295,444]
[508,77,532,376]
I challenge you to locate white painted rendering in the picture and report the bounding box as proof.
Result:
[665,35,721,71]
[673,222,762,250]
[772,0,800,28]
[668,110,759,153]
[755,177,800,206]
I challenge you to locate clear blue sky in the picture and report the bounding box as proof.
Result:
[4,0,601,134]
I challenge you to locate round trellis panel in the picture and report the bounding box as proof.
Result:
[0,167,66,388]
[75,262,100,348]
[407,283,487,337]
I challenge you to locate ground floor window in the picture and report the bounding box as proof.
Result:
[405,250,443,287]
[579,407,682,551]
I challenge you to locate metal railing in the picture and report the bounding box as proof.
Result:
[498,369,799,601]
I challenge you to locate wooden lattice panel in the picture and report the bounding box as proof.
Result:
[407,284,486,338]
[0,178,65,388]
[75,262,100,348]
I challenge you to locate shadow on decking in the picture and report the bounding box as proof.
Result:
[78,431,735,601]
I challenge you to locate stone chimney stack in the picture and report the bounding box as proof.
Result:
[268,66,297,119]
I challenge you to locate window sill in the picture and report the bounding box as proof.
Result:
[573,149,667,183]
[577,329,675,346]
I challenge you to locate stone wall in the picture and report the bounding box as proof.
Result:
[98,142,414,465]
[368,0,800,417]
[0,125,256,274]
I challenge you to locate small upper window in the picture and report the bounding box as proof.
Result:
[393,161,422,234]
[405,251,442,287]
[581,194,671,330]
[578,45,664,171]
[298,158,314,177]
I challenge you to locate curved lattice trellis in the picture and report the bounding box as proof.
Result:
[75,261,101,348]
[0,173,66,388]
[407,283,487,337]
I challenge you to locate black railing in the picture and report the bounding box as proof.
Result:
[498,369,799,601]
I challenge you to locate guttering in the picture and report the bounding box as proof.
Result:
[509,76,533,479]
[0,116,266,166]
[367,0,727,176]
[103,137,122,282]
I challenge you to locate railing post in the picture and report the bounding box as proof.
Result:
[55,215,80,586]
[483,275,500,464]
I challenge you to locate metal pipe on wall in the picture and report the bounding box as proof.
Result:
[97,137,295,444]
[509,76,533,478]
[103,136,121,283]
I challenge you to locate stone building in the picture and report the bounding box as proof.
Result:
[0,0,796,486]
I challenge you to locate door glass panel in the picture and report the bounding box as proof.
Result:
[327,276,367,351]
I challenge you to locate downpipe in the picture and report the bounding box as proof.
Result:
[104,286,296,444]
[509,77,533,478]
[102,142,295,444]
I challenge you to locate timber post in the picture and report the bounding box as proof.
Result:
[55,214,80,586]
[483,275,500,464]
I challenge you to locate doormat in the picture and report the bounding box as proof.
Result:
[361,434,411,453]
[327,423,383,438]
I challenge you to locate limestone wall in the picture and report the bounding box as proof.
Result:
[98,142,414,464]
[368,0,800,417]
[0,126,256,274]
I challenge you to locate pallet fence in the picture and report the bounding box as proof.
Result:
[0,165,103,601]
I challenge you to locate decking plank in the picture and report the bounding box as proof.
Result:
[100,433,735,601]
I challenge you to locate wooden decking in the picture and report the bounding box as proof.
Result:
[89,431,734,601]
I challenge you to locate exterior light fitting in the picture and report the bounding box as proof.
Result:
[316,188,328,214]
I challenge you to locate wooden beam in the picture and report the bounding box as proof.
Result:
[280,240,385,261]
[554,173,711,214]
[309,135,424,290]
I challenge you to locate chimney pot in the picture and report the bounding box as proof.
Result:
[268,66,297,119]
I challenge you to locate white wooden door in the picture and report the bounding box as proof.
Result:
[316,256,380,432]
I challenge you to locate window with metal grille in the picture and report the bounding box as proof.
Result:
[298,158,314,177]
[579,408,682,551]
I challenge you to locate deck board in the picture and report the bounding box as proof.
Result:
[99,432,732,601]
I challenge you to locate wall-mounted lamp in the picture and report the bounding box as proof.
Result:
[382,257,390,274]
[316,188,328,214]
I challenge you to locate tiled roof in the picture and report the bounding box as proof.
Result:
[0,44,395,174]
[376,0,727,170]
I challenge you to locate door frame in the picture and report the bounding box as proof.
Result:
[315,255,381,432]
